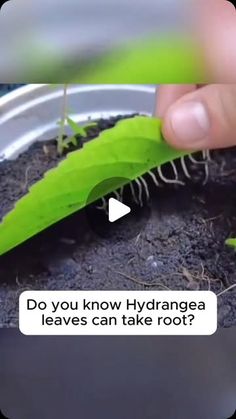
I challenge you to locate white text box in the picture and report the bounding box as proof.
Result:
[19,291,217,335]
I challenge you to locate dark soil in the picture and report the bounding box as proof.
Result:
[0,116,236,327]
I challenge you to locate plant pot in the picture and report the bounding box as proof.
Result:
[0,85,235,419]
[0,84,155,160]
[0,84,236,331]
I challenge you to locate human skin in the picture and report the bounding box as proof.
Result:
[156,1,236,151]
[156,84,236,151]
[197,0,236,82]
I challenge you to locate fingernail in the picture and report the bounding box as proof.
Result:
[170,101,210,147]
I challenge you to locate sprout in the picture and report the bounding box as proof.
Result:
[56,84,97,154]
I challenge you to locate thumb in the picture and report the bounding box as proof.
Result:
[161,84,236,151]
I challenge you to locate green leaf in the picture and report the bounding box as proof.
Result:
[67,117,87,137]
[0,116,187,256]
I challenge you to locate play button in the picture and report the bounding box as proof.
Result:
[108,198,131,222]
[85,177,151,240]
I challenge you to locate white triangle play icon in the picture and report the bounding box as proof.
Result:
[108,198,131,223]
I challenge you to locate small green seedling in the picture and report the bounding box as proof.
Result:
[67,117,97,137]
[56,84,68,155]
[56,84,97,154]
[58,117,98,153]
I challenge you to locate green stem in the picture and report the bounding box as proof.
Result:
[57,84,68,155]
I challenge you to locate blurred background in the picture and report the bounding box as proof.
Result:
[0,2,235,82]
[0,0,203,82]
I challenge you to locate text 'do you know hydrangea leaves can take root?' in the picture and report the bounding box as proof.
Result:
[19,291,218,336]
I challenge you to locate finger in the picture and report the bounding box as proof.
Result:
[156,84,197,117]
[162,84,236,150]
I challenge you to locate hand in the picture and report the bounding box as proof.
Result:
[156,84,236,151]
[156,0,236,150]
[155,1,236,151]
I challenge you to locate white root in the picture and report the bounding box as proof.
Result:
[97,149,212,210]
[148,170,160,187]
[96,197,108,212]
[204,149,211,162]
[180,157,191,179]
[113,190,121,201]
[188,151,211,185]
[134,178,143,207]
[188,154,202,164]
[170,161,185,185]
[203,161,209,185]
[202,150,210,185]
[139,176,150,201]
[188,150,211,165]
[119,186,124,202]
[157,165,185,186]
[129,182,139,205]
